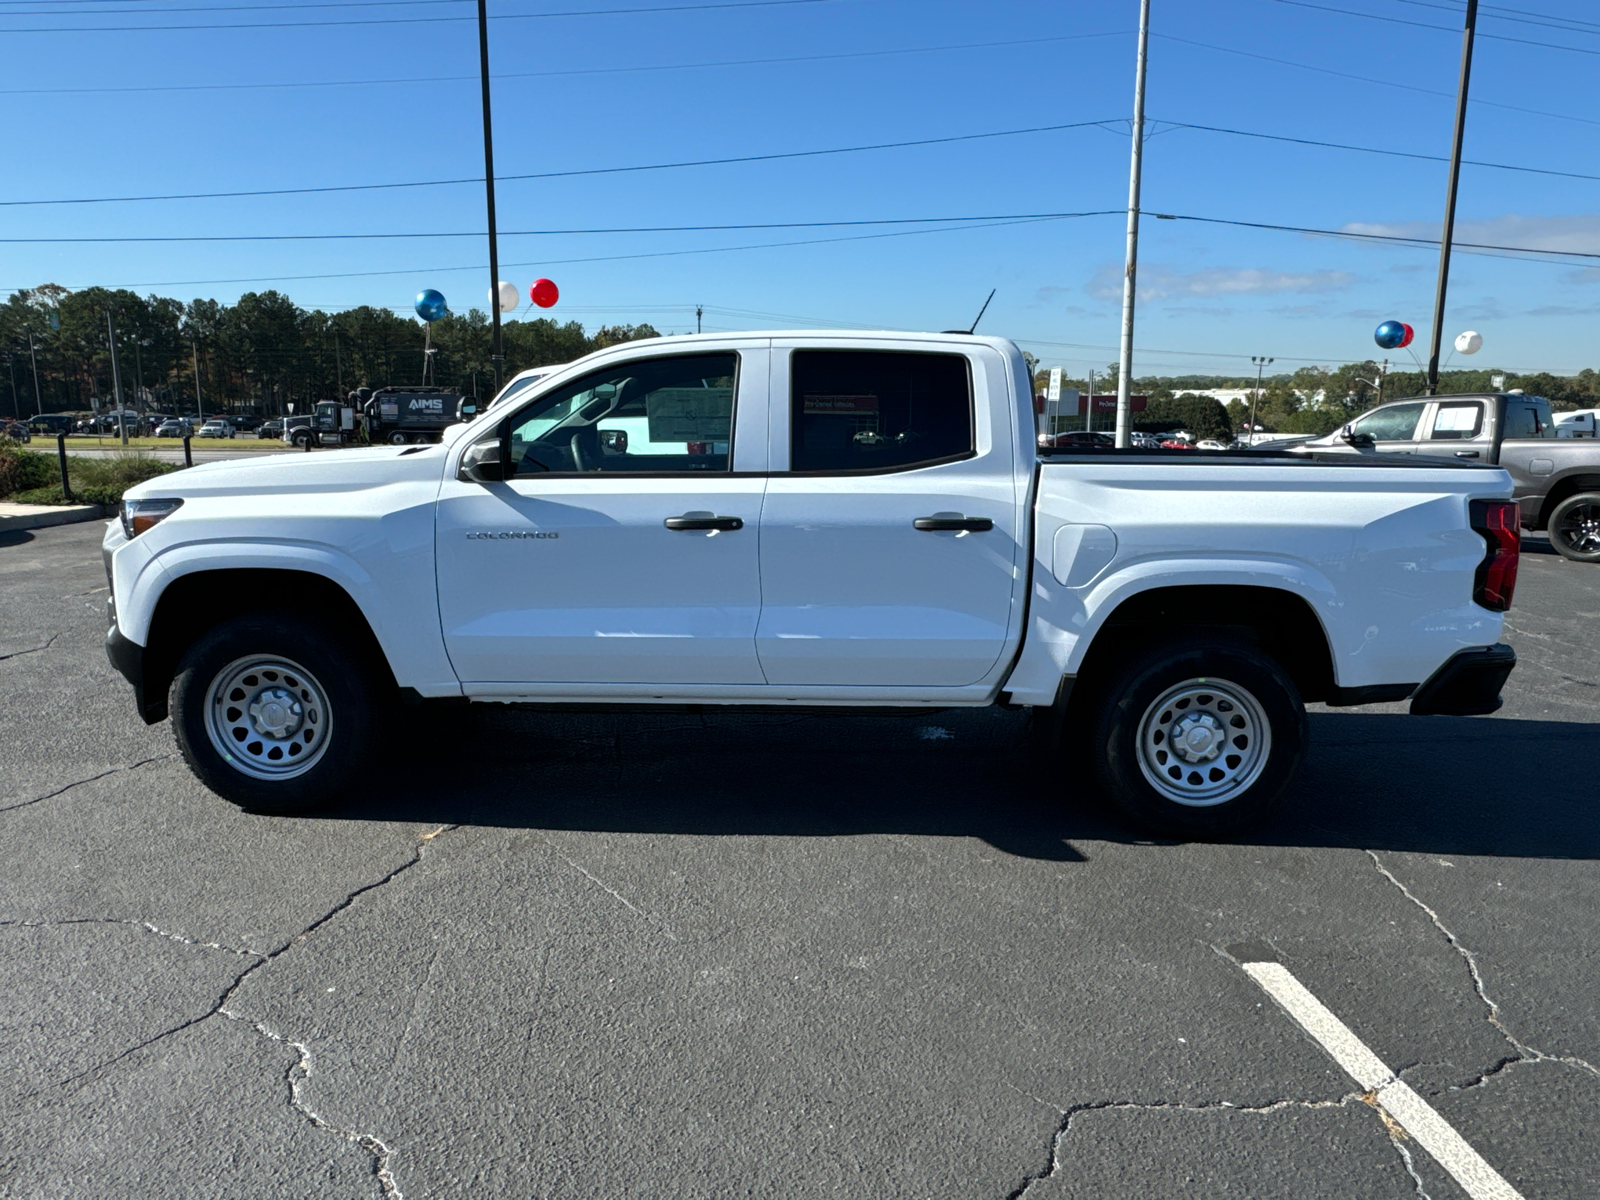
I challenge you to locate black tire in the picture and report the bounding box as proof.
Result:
[1548,492,1600,563]
[169,613,381,814]
[1089,635,1306,838]
[291,430,311,449]
[388,431,408,445]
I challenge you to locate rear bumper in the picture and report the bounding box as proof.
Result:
[1409,643,1516,717]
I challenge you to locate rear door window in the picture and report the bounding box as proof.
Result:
[1428,402,1485,440]
[789,350,973,473]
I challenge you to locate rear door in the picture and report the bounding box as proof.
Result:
[755,342,1023,687]
[1416,398,1493,462]
[435,343,770,687]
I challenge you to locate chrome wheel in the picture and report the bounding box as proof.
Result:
[203,655,332,781]
[1135,677,1271,808]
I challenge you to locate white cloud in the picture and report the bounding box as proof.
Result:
[1343,213,1600,257]
[1086,263,1356,301]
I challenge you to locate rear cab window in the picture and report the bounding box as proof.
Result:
[1502,397,1553,440]
[788,349,974,474]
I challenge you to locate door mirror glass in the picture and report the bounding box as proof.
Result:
[1340,424,1373,447]
[459,437,506,483]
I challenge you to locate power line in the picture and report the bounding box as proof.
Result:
[0,211,1128,243]
[0,0,466,13]
[0,119,1123,207]
[1,214,1087,292]
[0,29,1130,95]
[1154,32,1600,129]
[1392,0,1600,36]
[1163,120,1600,185]
[1269,0,1600,58]
[1148,210,1600,261]
[0,0,837,32]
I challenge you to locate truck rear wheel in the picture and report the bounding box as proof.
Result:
[170,613,380,814]
[1548,492,1600,563]
[1089,635,1305,838]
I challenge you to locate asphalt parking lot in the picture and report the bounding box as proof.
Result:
[2,520,1596,1199]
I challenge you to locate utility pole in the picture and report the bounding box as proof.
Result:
[696,305,703,335]
[1249,356,1274,442]
[1426,0,1478,396]
[106,310,128,445]
[132,338,146,417]
[192,340,206,421]
[334,333,344,394]
[6,352,17,419]
[1086,367,1095,434]
[28,331,44,416]
[1115,0,1152,449]
[476,0,504,392]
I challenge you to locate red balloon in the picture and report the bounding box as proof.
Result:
[529,278,559,308]
[1399,322,1415,348]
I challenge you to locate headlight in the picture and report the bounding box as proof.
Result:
[121,497,183,539]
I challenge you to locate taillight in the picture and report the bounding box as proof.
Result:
[1469,499,1520,612]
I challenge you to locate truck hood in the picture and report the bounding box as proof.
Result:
[123,444,448,502]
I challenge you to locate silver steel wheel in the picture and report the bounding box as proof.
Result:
[1135,677,1271,808]
[203,655,332,781]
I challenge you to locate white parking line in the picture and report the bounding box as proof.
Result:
[1240,960,1525,1200]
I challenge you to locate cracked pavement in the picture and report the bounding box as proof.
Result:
[2,522,1597,1198]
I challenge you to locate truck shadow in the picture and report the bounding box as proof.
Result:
[337,708,1600,862]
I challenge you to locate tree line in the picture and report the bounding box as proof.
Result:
[0,284,660,418]
[1035,361,1600,442]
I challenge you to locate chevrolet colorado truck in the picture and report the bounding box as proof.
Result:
[103,331,1520,836]
[1296,391,1600,562]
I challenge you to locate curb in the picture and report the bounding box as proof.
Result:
[0,504,115,534]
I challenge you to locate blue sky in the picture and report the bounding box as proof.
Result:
[4,0,1598,377]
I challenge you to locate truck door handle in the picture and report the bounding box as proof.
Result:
[913,516,993,532]
[664,514,743,532]
[1455,450,1481,458]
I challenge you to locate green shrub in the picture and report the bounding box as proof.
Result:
[0,447,58,497]
[3,450,177,505]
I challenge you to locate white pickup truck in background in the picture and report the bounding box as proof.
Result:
[104,331,1520,836]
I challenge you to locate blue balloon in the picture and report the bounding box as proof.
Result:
[1374,320,1407,350]
[414,289,448,322]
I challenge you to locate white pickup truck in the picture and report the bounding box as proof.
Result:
[103,331,1520,836]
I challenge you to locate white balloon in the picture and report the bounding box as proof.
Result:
[490,280,520,313]
[1455,330,1483,355]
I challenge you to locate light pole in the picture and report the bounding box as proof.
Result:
[106,310,128,446]
[5,352,17,419]
[1249,356,1274,443]
[1426,0,1478,395]
[28,331,44,417]
[1115,0,1152,449]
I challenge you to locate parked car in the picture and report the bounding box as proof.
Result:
[257,417,285,440]
[106,330,1520,839]
[1292,392,1600,563]
[2,420,31,443]
[274,415,313,447]
[1159,436,1196,450]
[196,419,236,439]
[28,414,75,437]
[1045,430,1115,449]
[1196,439,1229,451]
[154,419,195,439]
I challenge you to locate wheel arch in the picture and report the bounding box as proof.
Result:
[1071,582,1337,708]
[1536,474,1600,530]
[141,567,397,724]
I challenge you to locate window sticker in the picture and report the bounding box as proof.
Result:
[1434,406,1481,433]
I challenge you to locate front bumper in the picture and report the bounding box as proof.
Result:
[106,617,164,724]
[1409,644,1517,716]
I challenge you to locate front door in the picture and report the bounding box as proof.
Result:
[436,348,769,686]
[755,344,1023,688]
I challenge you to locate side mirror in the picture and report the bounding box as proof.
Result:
[1341,424,1374,447]
[459,436,508,483]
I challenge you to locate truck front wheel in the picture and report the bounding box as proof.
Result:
[1090,635,1305,838]
[170,613,380,814]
